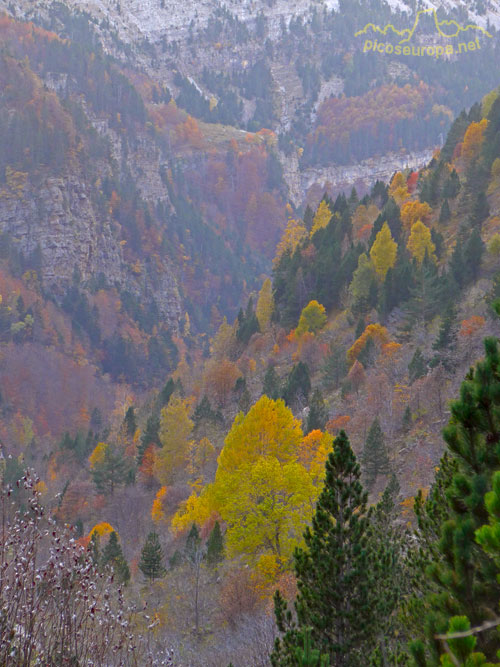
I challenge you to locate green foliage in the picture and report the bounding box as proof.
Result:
[91,445,131,496]
[237,298,260,345]
[139,532,166,581]
[124,407,137,437]
[407,338,500,662]
[206,521,224,567]
[362,418,390,489]
[282,362,311,408]
[321,344,348,390]
[272,431,376,665]
[409,348,428,384]
[101,531,130,584]
[137,414,161,465]
[263,365,281,400]
[306,389,328,434]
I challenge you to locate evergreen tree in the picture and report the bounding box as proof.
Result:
[137,414,161,465]
[101,531,130,584]
[406,252,443,325]
[321,344,347,390]
[272,431,375,665]
[431,305,457,370]
[306,389,328,433]
[236,297,260,344]
[206,521,224,567]
[408,348,427,384]
[124,406,137,437]
[139,532,166,581]
[362,418,390,489]
[438,199,451,224]
[463,226,485,283]
[282,362,311,408]
[407,337,500,663]
[159,377,176,408]
[263,365,281,399]
[402,405,412,432]
[441,168,461,199]
[91,446,130,496]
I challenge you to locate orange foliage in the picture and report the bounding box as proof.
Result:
[347,323,390,365]
[400,200,432,231]
[326,415,351,434]
[459,315,486,337]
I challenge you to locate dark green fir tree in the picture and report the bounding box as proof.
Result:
[137,414,161,465]
[408,348,427,384]
[407,337,500,663]
[101,531,130,584]
[124,406,137,437]
[263,365,281,400]
[206,521,224,567]
[306,389,328,434]
[271,431,375,665]
[139,532,166,581]
[362,418,391,489]
[438,199,451,224]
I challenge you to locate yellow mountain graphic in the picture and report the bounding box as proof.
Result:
[355,8,492,44]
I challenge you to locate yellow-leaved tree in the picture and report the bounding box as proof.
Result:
[310,200,333,236]
[295,300,327,337]
[407,220,436,264]
[273,218,307,267]
[154,396,194,485]
[369,222,397,280]
[400,200,432,231]
[172,396,329,576]
[256,278,274,331]
[388,171,409,205]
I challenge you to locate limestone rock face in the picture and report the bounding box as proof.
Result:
[0,173,182,331]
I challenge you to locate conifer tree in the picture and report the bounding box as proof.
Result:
[362,418,390,489]
[306,389,328,434]
[159,377,176,408]
[91,445,130,496]
[321,345,347,390]
[282,362,311,408]
[263,365,281,399]
[408,348,427,384]
[402,405,412,432]
[431,305,457,370]
[272,431,375,665]
[137,414,161,465]
[139,532,166,581]
[101,531,130,584]
[124,407,137,437]
[438,199,451,224]
[206,521,224,567]
[408,337,500,663]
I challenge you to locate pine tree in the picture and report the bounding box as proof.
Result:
[408,337,500,663]
[362,418,390,489]
[408,348,427,384]
[139,532,166,581]
[272,431,375,665]
[101,531,130,584]
[159,377,176,408]
[137,414,161,465]
[206,521,224,567]
[263,365,281,399]
[91,445,130,496]
[282,362,311,408]
[431,305,457,370]
[124,406,137,437]
[463,226,485,283]
[438,199,451,224]
[306,389,328,434]
[321,345,347,390]
[402,405,412,432]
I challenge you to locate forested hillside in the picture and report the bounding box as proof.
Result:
[4,1,500,665]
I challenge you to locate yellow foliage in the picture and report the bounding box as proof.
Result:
[370,222,397,280]
[273,218,307,267]
[400,200,432,231]
[171,485,218,533]
[347,323,390,365]
[35,480,48,496]
[154,397,194,485]
[462,118,488,162]
[388,171,409,205]
[88,522,115,539]
[407,220,436,264]
[310,200,333,236]
[89,442,109,470]
[256,278,274,331]
[295,300,327,337]
[151,486,167,523]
